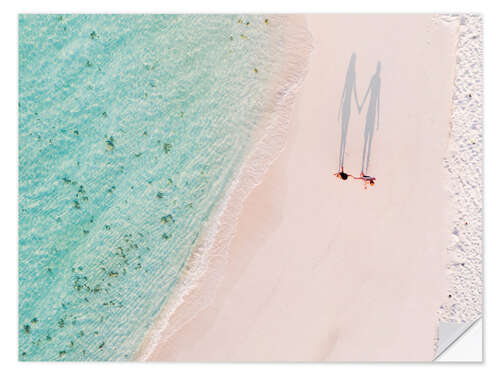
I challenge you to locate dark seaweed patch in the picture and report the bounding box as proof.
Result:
[92,285,102,293]
[105,136,115,151]
[160,214,174,224]
[163,143,172,153]
[73,275,89,292]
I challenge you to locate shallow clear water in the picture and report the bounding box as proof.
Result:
[19,14,298,361]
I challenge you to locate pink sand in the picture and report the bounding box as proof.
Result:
[145,14,458,361]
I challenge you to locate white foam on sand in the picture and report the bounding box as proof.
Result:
[439,13,483,323]
[435,13,482,360]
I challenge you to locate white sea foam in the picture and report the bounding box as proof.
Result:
[431,13,483,358]
[438,13,483,324]
[136,15,313,360]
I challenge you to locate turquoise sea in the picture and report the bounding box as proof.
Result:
[19,14,308,361]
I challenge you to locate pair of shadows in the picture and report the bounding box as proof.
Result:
[337,53,381,185]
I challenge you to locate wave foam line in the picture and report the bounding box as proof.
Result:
[135,15,313,361]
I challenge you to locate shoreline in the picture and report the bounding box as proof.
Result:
[136,14,313,360]
[145,14,460,361]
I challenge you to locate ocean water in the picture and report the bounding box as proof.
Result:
[19,14,308,361]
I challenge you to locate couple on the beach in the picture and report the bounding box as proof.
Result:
[335,53,381,187]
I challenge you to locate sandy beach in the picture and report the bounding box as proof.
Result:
[145,14,458,361]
